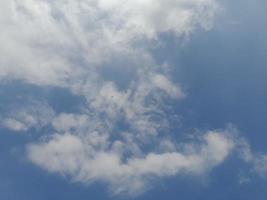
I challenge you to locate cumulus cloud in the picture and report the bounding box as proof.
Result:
[27,130,234,195]
[0,0,226,196]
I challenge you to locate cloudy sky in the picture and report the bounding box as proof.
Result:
[0,0,267,199]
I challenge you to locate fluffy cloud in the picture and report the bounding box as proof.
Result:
[2,1,267,195]
[0,0,218,140]
[27,130,234,195]
[0,0,225,196]
[0,0,219,86]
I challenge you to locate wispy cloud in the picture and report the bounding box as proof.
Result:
[0,0,235,196]
[1,101,55,132]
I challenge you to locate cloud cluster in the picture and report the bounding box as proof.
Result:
[0,0,219,86]
[27,130,234,195]
[0,0,234,195]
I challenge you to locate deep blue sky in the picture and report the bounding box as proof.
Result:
[1,0,267,199]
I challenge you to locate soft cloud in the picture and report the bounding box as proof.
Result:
[0,0,225,196]
[27,130,234,195]
[1,0,267,196]
[233,136,267,179]
[253,156,267,177]
[52,113,89,132]
[0,0,217,140]
[1,102,55,132]
[0,0,219,86]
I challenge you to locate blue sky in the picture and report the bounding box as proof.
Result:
[1,0,267,199]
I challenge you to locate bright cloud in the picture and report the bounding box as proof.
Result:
[0,0,219,86]
[27,130,234,195]
[0,0,232,196]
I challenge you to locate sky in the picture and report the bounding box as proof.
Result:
[0,0,267,199]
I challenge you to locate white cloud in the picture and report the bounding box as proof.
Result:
[152,74,185,98]
[0,0,217,140]
[1,0,267,194]
[52,113,89,132]
[1,102,55,132]
[0,0,225,196]
[234,136,267,179]
[27,130,234,195]
[0,0,219,86]
[2,118,30,132]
